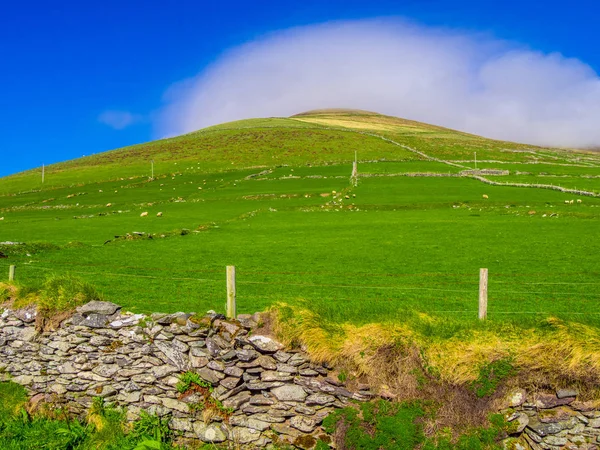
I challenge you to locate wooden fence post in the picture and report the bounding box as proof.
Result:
[479,268,488,320]
[226,266,236,319]
[8,265,16,282]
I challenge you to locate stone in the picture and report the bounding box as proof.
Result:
[527,419,562,436]
[155,312,191,325]
[256,355,277,370]
[13,306,37,323]
[71,314,109,328]
[295,405,316,416]
[306,393,336,405]
[556,388,579,399]
[271,385,307,402]
[261,371,294,382]
[544,435,567,446]
[247,381,284,391]
[50,383,67,395]
[236,314,258,329]
[122,381,141,392]
[161,398,189,413]
[229,415,271,432]
[514,414,529,433]
[151,365,179,378]
[243,405,270,414]
[220,377,241,390]
[222,391,251,409]
[89,335,112,347]
[248,335,284,354]
[48,340,74,352]
[198,367,225,385]
[190,354,209,368]
[78,301,121,316]
[205,338,221,357]
[94,385,118,398]
[538,406,578,423]
[505,389,528,407]
[170,418,193,432]
[155,341,189,370]
[92,364,120,378]
[119,391,141,403]
[249,395,275,406]
[131,374,155,384]
[534,394,574,409]
[299,369,319,377]
[231,426,261,444]
[236,348,259,362]
[273,351,292,363]
[276,363,299,374]
[207,360,225,372]
[252,413,286,423]
[287,353,307,366]
[58,362,78,374]
[290,415,318,433]
[224,366,244,378]
[271,423,302,437]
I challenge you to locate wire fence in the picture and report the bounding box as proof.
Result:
[1,260,599,321]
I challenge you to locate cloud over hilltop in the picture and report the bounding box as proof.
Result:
[157,19,600,148]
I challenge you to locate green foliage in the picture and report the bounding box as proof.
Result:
[176,371,211,394]
[323,400,508,450]
[470,358,516,398]
[176,372,233,418]
[323,400,426,450]
[130,411,172,445]
[0,383,182,450]
[0,382,28,422]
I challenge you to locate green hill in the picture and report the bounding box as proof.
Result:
[1,109,599,325]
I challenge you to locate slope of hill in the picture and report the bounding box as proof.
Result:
[1,110,599,326]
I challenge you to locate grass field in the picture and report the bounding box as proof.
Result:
[1,110,599,330]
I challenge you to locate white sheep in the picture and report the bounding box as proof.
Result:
[156,212,163,217]
[482,194,489,199]
[577,199,582,204]
[140,212,148,217]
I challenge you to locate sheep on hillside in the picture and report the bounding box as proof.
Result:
[140,212,148,217]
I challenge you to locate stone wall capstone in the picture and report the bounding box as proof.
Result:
[0,301,372,448]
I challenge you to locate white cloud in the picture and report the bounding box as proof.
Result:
[98,110,142,130]
[156,19,600,148]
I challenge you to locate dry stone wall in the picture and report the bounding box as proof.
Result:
[0,301,371,448]
[501,389,600,450]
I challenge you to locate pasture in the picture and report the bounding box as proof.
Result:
[1,110,599,328]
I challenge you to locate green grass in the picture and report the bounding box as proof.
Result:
[1,112,599,328]
[321,400,509,450]
[0,382,181,449]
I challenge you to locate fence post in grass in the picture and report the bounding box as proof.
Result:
[479,268,488,320]
[226,265,236,319]
[8,265,16,282]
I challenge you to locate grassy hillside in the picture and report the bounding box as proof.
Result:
[1,110,599,326]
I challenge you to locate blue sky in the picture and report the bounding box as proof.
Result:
[1,0,599,177]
